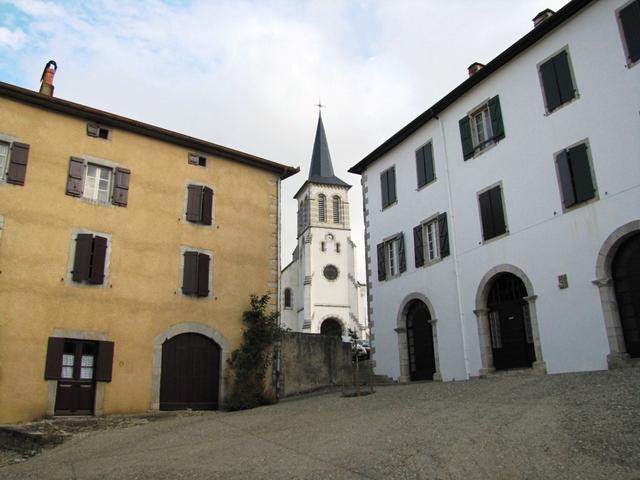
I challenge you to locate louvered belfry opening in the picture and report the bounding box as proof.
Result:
[487,273,536,370]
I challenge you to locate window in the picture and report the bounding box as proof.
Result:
[416,142,435,188]
[556,142,597,209]
[284,288,292,308]
[478,185,507,241]
[333,196,342,223]
[66,157,130,207]
[459,96,505,160]
[539,49,577,113]
[380,166,397,209]
[87,123,110,140]
[318,194,326,222]
[321,241,326,252]
[186,184,214,225]
[618,0,640,66]
[336,243,341,253]
[44,337,114,382]
[188,153,207,167]
[70,233,110,285]
[413,213,449,267]
[323,264,339,281]
[181,250,211,297]
[0,139,30,185]
[376,233,406,281]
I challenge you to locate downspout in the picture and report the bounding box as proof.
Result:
[275,177,282,397]
[437,112,470,379]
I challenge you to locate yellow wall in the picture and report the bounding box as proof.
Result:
[0,96,280,422]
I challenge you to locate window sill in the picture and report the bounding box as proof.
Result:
[416,178,437,192]
[544,93,580,116]
[422,256,444,268]
[184,219,216,230]
[481,230,509,246]
[625,58,639,69]
[561,195,599,214]
[466,139,500,161]
[381,200,398,212]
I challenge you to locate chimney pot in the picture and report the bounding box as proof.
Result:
[39,60,57,97]
[468,62,485,77]
[533,9,555,28]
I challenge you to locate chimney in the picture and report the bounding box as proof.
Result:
[533,9,555,28]
[39,60,57,96]
[468,62,485,77]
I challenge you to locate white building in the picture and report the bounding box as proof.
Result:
[349,0,640,383]
[281,114,367,338]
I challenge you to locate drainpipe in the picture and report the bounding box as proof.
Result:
[437,111,470,379]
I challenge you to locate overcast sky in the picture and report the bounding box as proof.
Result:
[0,0,570,281]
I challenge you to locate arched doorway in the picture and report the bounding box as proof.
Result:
[406,300,436,381]
[612,233,640,357]
[487,273,536,370]
[320,318,343,337]
[159,333,221,410]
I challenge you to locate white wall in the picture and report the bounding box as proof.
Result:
[364,0,640,380]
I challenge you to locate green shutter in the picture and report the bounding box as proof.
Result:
[479,191,495,241]
[459,116,474,160]
[416,147,426,187]
[380,171,389,208]
[388,167,397,204]
[553,51,576,105]
[377,243,386,281]
[398,233,406,273]
[557,150,576,208]
[413,225,424,268]
[540,58,561,112]
[619,1,640,63]
[488,96,505,142]
[438,213,449,258]
[424,142,435,184]
[490,186,506,237]
[568,144,595,203]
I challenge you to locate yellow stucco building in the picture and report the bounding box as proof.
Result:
[0,79,297,423]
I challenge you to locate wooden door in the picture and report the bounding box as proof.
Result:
[160,333,221,410]
[613,234,640,357]
[406,300,436,381]
[488,273,535,370]
[55,340,97,415]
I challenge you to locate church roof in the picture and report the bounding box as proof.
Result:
[295,113,350,198]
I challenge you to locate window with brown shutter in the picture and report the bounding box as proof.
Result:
[181,249,212,298]
[6,142,30,185]
[71,233,110,286]
[94,341,115,382]
[112,168,130,206]
[188,153,207,167]
[44,337,65,380]
[186,184,214,225]
[66,157,131,207]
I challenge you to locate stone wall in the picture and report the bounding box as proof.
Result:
[278,332,351,397]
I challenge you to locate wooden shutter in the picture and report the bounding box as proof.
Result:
[377,243,386,281]
[72,233,94,282]
[188,153,199,165]
[201,187,213,225]
[620,1,640,63]
[416,147,426,187]
[197,253,210,297]
[388,167,397,204]
[413,225,424,268]
[89,236,108,285]
[87,124,99,137]
[488,96,505,141]
[398,233,406,273]
[380,171,389,208]
[424,142,435,184]
[44,337,65,380]
[490,186,506,237]
[94,341,114,382]
[67,157,85,197]
[568,144,595,203]
[479,190,495,241]
[186,185,203,222]
[556,150,576,208]
[438,213,450,258]
[7,142,29,185]
[459,117,474,160]
[112,167,130,207]
[182,251,199,295]
[540,58,561,112]
[553,51,575,105]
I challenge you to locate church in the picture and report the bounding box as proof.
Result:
[281,113,367,339]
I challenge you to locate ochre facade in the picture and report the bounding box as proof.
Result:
[0,85,294,423]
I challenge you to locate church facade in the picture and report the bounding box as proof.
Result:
[281,114,367,338]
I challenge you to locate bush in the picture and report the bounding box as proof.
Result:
[225,294,284,411]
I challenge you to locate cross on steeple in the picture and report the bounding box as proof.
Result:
[315,98,325,114]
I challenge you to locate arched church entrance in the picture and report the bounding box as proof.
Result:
[487,273,536,370]
[406,300,436,381]
[320,318,343,337]
[159,333,221,410]
[612,233,640,357]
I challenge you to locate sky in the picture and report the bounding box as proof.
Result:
[0,0,570,281]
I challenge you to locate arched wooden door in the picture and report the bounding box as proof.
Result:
[320,318,343,337]
[487,273,535,370]
[406,300,436,381]
[613,234,640,357]
[160,333,221,410]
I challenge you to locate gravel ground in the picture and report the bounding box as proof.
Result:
[1,368,639,479]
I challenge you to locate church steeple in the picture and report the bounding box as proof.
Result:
[307,113,349,188]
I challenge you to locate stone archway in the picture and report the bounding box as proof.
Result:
[474,265,546,376]
[150,322,229,411]
[594,220,640,368]
[320,317,343,337]
[395,293,441,383]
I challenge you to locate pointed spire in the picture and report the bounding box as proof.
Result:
[307,112,349,188]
